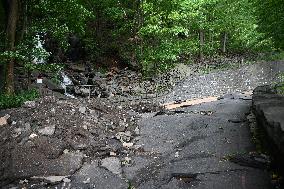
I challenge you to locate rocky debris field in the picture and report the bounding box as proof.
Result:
[22,56,274,102]
[41,63,192,99]
[0,96,163,188]
[61,55,259,99]
[162,61,284,103]
[1,60,283,188]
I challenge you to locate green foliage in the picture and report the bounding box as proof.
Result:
[259,51,284,61]
[0,50,27,63]
[0,35,50,65]
[0,0,93,91]
[0,89,39,110]
[1,0,94,65]
[254,0,284,50]
[29,0,94,49]
[276,84,284,95]
[127,181,135,189]
[137,0,269,73]
[83,0,137,63]
[24,63,64,72]
[1,0,281,84]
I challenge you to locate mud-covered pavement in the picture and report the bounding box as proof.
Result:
[0,61,283,188]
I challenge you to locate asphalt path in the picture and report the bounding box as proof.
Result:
[125,94,271,189]
[124,61,284,189]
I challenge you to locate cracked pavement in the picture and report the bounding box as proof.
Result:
[124,93,271,189]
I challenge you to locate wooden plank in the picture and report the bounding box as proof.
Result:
[164,96,219,110]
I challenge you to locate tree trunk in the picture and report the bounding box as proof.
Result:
[19,0,27,41]
[221,32,227,53]
[137,0,144,68]
[0,1,6,93]
[0,65,4,93]
[20,0,31,89]
[5,0,18,95]
[210,31,214,50]
[199,30,205,61]
[27,70,31,89]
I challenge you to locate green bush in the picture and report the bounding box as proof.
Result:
[0,89,39,110]
[276,85,284,95]
[268,51,284,61]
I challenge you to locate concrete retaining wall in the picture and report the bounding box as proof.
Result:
[252,85,284,155]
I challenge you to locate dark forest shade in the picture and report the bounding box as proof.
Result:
[0,0,6,51]
[0,1,5,93]
[0,65,4,93]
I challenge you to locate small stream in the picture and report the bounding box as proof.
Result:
[60,72,75,98]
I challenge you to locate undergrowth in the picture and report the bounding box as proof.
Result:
[258,51,284,61]
[0,89,39,110]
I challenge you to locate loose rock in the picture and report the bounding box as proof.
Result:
[101,157,122,176]
[29,133,38,139]
[79,106,87,114]
[123,142,134,148]
[23,101,36,108]
[31,176,68,183]
[63,178,71,183]
[38,125,56,136]
[0,115,9,126]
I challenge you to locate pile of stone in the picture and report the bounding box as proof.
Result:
[0,96,143,188]
[37,62,192,99]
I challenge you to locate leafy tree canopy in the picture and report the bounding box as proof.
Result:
[0,0,283,93]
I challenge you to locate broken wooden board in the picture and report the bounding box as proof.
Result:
[164,96,219,110]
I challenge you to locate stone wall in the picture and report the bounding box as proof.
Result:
[252,85,284,155]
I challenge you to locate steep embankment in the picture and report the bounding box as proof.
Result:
[162,61,284,104]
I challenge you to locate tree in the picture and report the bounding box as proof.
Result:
[3,0,18,94]
[254,0,284,50]
[0,0,278,92]
[0,1,6,92]
[137,0,266,73]
[0,0,93,94]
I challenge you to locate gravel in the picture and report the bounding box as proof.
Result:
[161,61,284,103]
